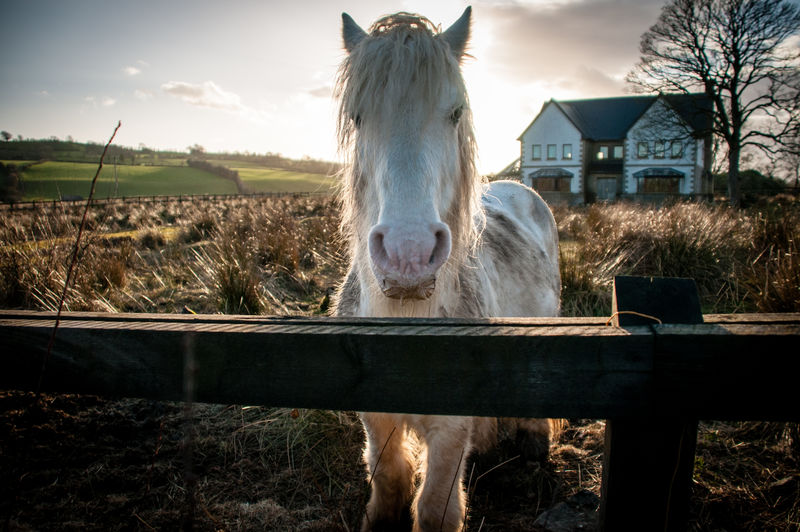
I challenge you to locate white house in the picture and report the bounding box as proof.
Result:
[518,94,713,204]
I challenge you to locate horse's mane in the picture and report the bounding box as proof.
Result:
[335,12,483,263]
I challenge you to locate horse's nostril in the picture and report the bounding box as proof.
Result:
[428,225,452,271]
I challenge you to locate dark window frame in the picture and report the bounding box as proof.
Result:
[532,176,572,192]
[654,140,666,159]
[638,176,681,194]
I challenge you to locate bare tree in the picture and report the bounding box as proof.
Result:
[778,133,800,189]
[627,0,800,206]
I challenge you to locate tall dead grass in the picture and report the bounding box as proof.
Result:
[2,196,796,316]
[554,199,799,316]
[0,195,345,315]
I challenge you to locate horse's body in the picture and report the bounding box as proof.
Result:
[333,8,561,531]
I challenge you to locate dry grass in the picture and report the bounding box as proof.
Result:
[1,195,799,530]
[553,199,799,315]
[0,195,346,315]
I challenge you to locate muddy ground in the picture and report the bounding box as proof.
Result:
[1,391,798,531]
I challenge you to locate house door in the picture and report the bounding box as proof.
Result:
[596,178,617,201]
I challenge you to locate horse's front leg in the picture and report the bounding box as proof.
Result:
[361,412,415,531]
[413,416,472,532]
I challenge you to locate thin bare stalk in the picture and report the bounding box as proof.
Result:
[363,425,398,530]
[37,121,121,394]
[441,446,466,532]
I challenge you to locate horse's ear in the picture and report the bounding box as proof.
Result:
[441,6,471,59]
[342,13,367,53]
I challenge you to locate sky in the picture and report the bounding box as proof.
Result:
[1,0,669,174]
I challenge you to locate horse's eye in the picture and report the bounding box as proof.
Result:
[352,114,362,128]
[449,105,464,125]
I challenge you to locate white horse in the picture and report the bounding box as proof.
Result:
[333,7,561,531]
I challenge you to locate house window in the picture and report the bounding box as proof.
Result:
[597,146,609,160]
[637,142,648,158]
[563,144,572,160]
[670,141,683,158]
[532,177,571,192]
[654,141,666,159]
[613,145,624,159]
[547,144,557,160]
[639,177,680,194]
[532,144,541,160]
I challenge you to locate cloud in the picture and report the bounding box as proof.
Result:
[161,80,245,112]
[557,66,625,96]
[83,95,116,108]
[134,89,154,101]
[307,85,332,98]
[479,0,663,89]
[123,66,141,76]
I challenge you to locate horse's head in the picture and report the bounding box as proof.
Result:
[337,7,477,301]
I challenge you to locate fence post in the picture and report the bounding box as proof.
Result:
[599,276,702,531]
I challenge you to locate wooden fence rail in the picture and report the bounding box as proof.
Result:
[1,277,798,530]
[1,311,798,420]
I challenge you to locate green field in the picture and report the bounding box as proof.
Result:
[11,161,334,200]
[16,162,236,200]
[235,167,336,193]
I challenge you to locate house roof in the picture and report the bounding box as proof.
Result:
[529,167,574,178]
[554,96,654,141]
[633,167,686,178]
[520,93,713,141]
[662,93,714,134]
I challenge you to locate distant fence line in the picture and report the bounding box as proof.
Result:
[0,191,332,211]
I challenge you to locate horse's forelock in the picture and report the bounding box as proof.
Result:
[368,12,440,36]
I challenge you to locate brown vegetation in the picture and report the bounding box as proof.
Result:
[0,195,345,315]
[1,195,798,530]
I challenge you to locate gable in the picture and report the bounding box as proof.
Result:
[663,94,714,134]
[630,98,685,138]
[518,100,582,141]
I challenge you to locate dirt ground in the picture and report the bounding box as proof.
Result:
[2,391,798,531]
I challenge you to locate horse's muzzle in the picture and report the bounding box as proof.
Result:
[381,277,436,300]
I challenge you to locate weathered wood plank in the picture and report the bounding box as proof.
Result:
[602,276,704,532]
[0,309,612,327]
[0,311,798,420]
[653,322,800,420]
[0,312,652,418]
